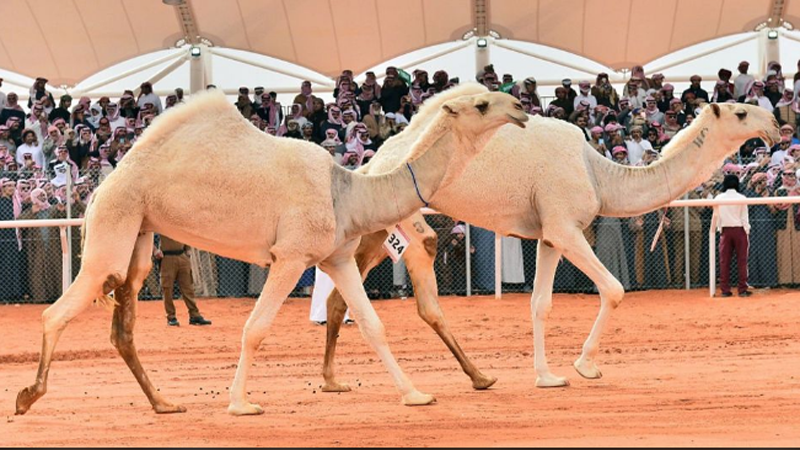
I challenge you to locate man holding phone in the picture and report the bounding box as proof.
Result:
[16,129,44,169]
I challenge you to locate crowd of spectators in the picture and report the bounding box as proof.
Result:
[2,58,800,303]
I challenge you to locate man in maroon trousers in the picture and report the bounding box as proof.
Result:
[713,175,752,297]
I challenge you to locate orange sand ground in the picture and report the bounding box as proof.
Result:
[1,289,799,447]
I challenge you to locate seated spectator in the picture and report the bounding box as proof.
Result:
[711,80,734,103]
[766,79,783,106]
[774,89,798,128]
[644,96,664,125]
[646,125,667,152]
[574,81,597,110]
[105,102,126,130]
[625,126,653,165]
[300,122,316,143]
[293,80,316,116]
[681,75,709,104]
[778,123,800,145]
[255,92,281,128]
[611,145,629,164]
[592,73,618,110]
[771,137,793,165]
[235,93,253,119]
[17,129,44,168]
[49,95,72,124]
[379,72,409,113]
[742,80,774,112]
[280,119,302,139]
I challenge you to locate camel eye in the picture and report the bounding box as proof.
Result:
[475,101,489,115]
[735,110,747,120]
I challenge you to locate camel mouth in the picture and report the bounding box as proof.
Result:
[506,113,528,128]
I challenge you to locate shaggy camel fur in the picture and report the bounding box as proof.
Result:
[15,87,528,416]
[320,88,781,391]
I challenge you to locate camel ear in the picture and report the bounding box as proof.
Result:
[710,103,721,118]
[442,101,460,117]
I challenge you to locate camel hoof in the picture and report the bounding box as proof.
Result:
[535,373,570,388]
[321,382,351,393]
[228,402,264,416]
[471,374,498,390]
[15,385,42,415]
[154,403,187,414]
[574,358,603,379]
[402,391,436,406]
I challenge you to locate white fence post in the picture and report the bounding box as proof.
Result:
[64,167,73,287]
[495,233,501,299]
[709,214,717,298]
[683,194,690,290]
[59,226,70,294]
[465,223,472,297]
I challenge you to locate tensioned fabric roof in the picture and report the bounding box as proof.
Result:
[0,0,786,87]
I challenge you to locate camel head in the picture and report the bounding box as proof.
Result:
[705,102,780,147]
[440,92,529,149]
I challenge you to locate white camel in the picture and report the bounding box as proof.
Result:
[15,87,528,416]
[320,84,780,391]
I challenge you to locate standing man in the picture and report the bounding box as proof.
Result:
[137,82,163,114]
[735,61,755,99]
[155,234,212,326]
[713,175,752,298]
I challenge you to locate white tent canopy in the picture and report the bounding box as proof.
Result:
[0,0,792,89]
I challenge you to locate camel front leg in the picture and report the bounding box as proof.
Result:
[110,232,185,414]
[531,240,570,387]
[228,258,307,416]
[403,217,496,389]
[320,250,434,406]
[557,229,625,380]
[322,232,388,393]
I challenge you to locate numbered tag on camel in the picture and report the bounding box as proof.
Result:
[383,224,411,263]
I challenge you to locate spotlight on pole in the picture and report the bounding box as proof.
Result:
[190,46,201,57]
[767,29,779,40]
[476,38,488,48]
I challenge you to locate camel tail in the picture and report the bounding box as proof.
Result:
[80,193,118,310]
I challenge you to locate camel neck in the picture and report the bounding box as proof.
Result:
[332,116,475,240]
[590,117,735,217]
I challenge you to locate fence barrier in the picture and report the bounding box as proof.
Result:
[3,195,800,304]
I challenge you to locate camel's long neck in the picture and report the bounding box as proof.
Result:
[590,119,736,217]
[334,115,479,239]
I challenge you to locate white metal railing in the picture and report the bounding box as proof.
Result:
[4,195,800,301]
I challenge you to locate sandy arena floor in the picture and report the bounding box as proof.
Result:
[1,289,799,447]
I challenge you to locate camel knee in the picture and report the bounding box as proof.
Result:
[103,272,126,295]
[602,278,625,309]
[41,305,70,333]
[532,296,553,320]
[422,235,438,258]
[417,302,444,330]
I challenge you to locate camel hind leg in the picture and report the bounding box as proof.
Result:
[323,216,495,392]
[16,198,144,415]
[110,232,186,414]
[402,218,496,390]
[321,241,434,407]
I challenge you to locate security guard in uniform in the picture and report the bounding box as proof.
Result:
[155,234,212,326]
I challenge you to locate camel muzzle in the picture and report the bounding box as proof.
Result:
[506,113,528,129]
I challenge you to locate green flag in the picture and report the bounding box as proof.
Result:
[398,68,412,85]
[499,81,515,93]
